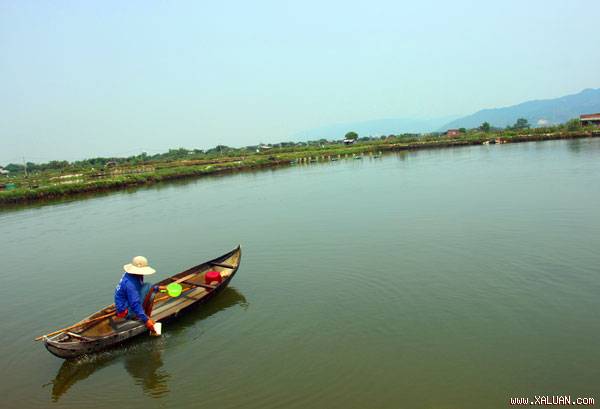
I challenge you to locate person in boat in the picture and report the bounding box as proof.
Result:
[114,256,157,333]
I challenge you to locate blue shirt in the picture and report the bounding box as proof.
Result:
[114,273,149,323]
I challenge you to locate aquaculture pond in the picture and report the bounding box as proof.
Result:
[1,138,599,408]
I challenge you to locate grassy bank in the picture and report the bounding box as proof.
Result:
[1,129,598,206]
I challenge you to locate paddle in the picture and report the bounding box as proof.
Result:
[35,309,117,341]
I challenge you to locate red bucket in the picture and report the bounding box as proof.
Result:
[205,270,222,285]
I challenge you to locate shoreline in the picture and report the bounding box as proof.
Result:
[1,130,598,207]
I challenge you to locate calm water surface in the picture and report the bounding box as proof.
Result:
[1,139,599,408]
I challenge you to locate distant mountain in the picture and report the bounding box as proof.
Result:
[441,88,600,130]
[294,116,459,140]
[294,88,600,140]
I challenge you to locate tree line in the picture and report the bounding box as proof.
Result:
[1,117,587,175]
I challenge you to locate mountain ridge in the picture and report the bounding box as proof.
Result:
[440,88,600,130]
[295,88,600,139]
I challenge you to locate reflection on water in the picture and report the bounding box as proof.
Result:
[50,339,169,401]
[124,343,170,399]
[49,288,248,402]
[567,138,583,153]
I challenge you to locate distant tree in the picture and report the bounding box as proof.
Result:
[480,122,491,132]
[4,163,24,173]
[459,128,466,133]
[565,118,582,131]
[345,131,358,140]
[46,160,70,170]
[512,118,530,130]
[206,145,234,155]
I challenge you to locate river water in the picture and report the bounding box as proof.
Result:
[1,138,599,408]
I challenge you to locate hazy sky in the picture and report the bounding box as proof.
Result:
[1,0,599,163]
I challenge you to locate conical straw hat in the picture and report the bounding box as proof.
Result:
[123,256,156,276]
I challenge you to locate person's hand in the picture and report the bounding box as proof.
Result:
[145,319,155,332]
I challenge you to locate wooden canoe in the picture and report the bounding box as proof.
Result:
[42,246,242,359]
